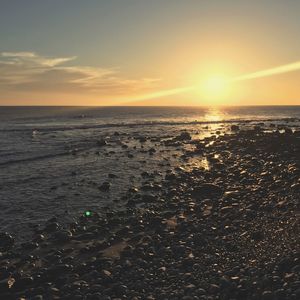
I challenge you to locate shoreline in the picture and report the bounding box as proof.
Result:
[0,127,300,299]
[1,117,300,133]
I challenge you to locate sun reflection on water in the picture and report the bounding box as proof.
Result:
[204,108,225,122]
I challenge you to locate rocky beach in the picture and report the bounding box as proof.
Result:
[0,121,299,299]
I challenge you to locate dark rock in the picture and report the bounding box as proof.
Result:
[262,290,273,300]
[21,241,39,250]
[97,139,107,147]
[177,131,192,141]
[231,124,240,131]
[12,276,34,292]
[108,173,117,178]
[149,148,156,154]
[44,222,59,233]
[192,183,223,199]
[251,230,264,241]
[99,182,111,192]
[139,136,147,143]
[54,230,73,242]
[165,172,176,180]
[0,278,10,294]
[0,232,14,251]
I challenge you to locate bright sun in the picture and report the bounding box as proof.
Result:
[200,75,230,102]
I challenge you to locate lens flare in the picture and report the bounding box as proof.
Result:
[133,60,300,102]
[84,211,92,217]
[231,61,300,82]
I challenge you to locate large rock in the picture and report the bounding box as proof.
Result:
[177,131,192,141]
[54,230,73,242]
[192,183,223,199]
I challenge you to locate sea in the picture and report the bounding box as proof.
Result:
[0,106,300,241]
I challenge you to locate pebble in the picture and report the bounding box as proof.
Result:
[1,129,299,299]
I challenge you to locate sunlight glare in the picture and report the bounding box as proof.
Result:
[204,107,225,122]
[201,75,229,100]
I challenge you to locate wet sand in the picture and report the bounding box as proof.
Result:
[0,125,299,299]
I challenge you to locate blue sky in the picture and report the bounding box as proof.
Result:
[1,0,300,105]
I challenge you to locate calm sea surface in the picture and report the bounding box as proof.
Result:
[0,106,299,240]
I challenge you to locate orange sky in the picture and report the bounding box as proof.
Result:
[1,0,300,106]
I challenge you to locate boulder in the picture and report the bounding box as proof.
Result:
[192,183,223,199]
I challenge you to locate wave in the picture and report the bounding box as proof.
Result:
[0,150,73,167]
[0,117,299,133]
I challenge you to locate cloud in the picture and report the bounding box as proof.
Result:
[2,52,37,58]
[0,52,160,97]
[1,52,77,67]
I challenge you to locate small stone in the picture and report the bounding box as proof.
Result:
[251,230,264,241]
[99,182,110,192]
[97,139,107,147]
[262,290,273,300]
[231,124,240,131]
[108,173,117,178]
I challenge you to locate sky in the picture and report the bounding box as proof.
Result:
[1,0,300,106]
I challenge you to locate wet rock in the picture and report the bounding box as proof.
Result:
[44,222,60,233]
[21,241,39,250]
[141,194,157,202]
[254,125,261,131]
[75,232,98,241]
[165,172,176,180]
[108,173,118,178]
[99,182,111,192]
[209,284,220,294]
[192,183,223,199]
[139,136,147,143]
[96,139,107,147]
[262,290,273,300]
[0,278,10,294]
[1,129,300,299]
[114,284,128,297]
[284,127,293,134]
[126,199,136,207]
[12,276,34,292]
[177,131,192,141]
[0,232,14,251]
[251,230,264,241]
[128,187,139,193]
[148,148,156,154]
[54,230,73,242]
[45,264,73,280]
[231,124,240,131]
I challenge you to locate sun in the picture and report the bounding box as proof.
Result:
[201,75,230,101]
[204,77,227,93]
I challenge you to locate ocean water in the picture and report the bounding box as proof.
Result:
[0,106,299,240]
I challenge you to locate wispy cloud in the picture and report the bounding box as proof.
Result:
[1,52,77,67]
[0,52,160,96]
